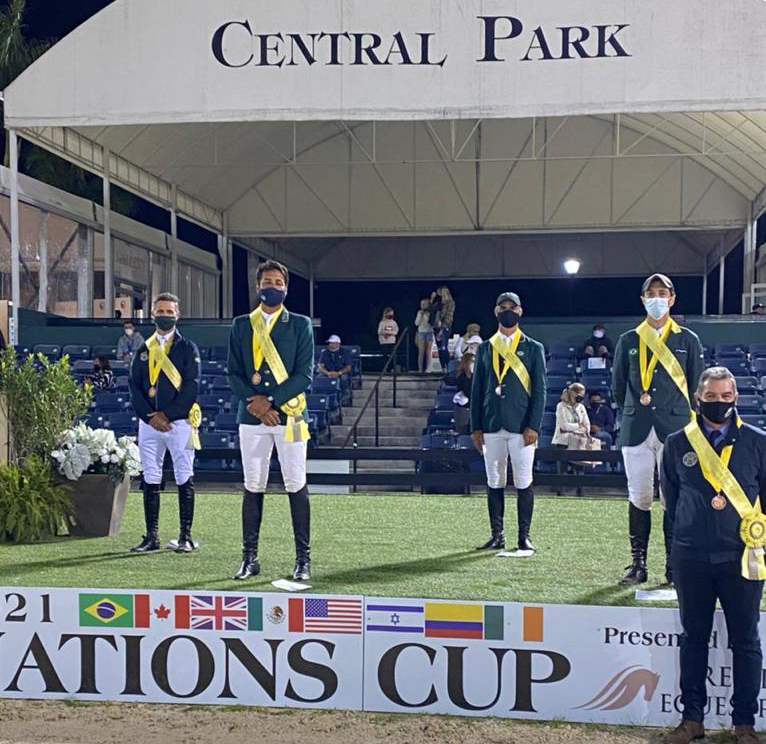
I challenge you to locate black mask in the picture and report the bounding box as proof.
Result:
[154,315,176,332]
[497,309,519,329]
[698,400,735,425]
[575,395,584,403]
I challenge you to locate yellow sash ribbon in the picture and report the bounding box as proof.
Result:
[684,417,766,580]
[251,307,283,371]
[636,319,692,411]
[249,308,310,443]
[145,333,201,450]
[489,331,531,396]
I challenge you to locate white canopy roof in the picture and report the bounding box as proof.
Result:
[5,0,766,278]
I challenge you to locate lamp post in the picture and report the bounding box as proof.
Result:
[564,259,580,316]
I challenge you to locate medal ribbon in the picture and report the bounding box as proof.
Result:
[636,319,691,410]
[249,308,310,443]
[684,416,766,580]
[250,306,283,372]
[490,331,531,396]
[145,334,201,450]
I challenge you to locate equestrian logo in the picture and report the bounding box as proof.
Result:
[575,666,660,711]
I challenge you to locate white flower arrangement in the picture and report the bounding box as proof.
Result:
[52,423,142,484]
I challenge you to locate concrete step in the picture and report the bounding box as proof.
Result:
[341,407,431,420]
[356,459,416,471]
[344,435,423,447]
[342,425,424,437]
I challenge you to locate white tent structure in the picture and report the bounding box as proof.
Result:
[5,0,766,337]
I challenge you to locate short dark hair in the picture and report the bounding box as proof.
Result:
[122,319,134,328]
[152,292,180,308]
[256,260,289,286]
[589,390,603,398]
[95,355,111,370]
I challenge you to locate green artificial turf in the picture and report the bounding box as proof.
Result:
[0,492,683,607]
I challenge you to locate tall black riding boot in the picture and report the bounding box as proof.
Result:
[289,486,311,581]
[517,486,535,552]
[477,487,505,549]
[619,503,651,586]
[663,509,674,587]
[233,491,264,580]
[175,479,198,553]
[131,483,161,553]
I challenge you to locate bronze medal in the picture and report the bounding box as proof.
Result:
[711,493,727,511]
[251,372,262,385]
[148,386,156,398]
[495,385,503,396]
[639,392,652,406]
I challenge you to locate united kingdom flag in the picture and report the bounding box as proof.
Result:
[175,594,248,631]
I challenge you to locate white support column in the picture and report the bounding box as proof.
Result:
[103,148,114,318]
[718,237,726,315]
[37,211,48,313]
[701,254,707,315]
[169,184,179,294]
[77,225,94,318]
[744,204,758,310]
[218,232,232,318]
[9,130,19,345]
[309,263,315,318]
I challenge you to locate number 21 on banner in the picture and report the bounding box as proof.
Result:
[2,592,52,623]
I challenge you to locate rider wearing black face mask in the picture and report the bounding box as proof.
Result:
[660,367,766,743]
[226,259,315,583]
[128,292,202,555]
[470,292,546,552]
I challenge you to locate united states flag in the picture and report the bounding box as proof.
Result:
[288,597,362,635]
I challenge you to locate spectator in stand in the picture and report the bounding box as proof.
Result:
[582,323,614,360]
[552,382,590,497]
[453,351,474,434]
[415,298,434,374]
[750,303,766,316]
[377,307,399,367]
[587,390,616,449]
[431,286,455,372]
[453,323,481,359]
[116,320,144,364]
[84,356,113,391]
[318,336,352,387]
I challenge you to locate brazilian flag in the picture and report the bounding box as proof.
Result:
[79,594,134,627]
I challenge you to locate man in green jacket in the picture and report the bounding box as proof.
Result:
[227,260,315,582]
[470,292,547,551]
[612,273,705,587]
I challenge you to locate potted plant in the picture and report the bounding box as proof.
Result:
[0,349,92,541]
[51,423,142,537]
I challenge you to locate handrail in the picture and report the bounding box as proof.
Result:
[341,327,410,449]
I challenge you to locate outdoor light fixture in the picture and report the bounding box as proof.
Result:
[564,259,581,275]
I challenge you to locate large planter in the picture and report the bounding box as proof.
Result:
[57,473,130,538]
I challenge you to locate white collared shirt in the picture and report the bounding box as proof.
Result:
[497,328,520,345]
[156,329,175,350]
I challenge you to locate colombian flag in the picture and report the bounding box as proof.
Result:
[424,603,504,640]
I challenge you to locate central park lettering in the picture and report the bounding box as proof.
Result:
[211,17,631,68]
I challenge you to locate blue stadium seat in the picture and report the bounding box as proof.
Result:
[428,409,454,429]
[307,394,330,412]
[107,412,138,431]
[545,396,558,413]
[546,374,576,391]
[722,359,751,376]
[435,392,455,408]
[749,344,766,360]
[716,351,747,362]
[198,432,231,470]
[735,376,759,395]
[742,414,766,431]
[536,435,556,473]
[312,410,328,432]
[110,360,128,373]
[33,344,61,359]
[92,345,118,360]
[113,376,130,392]
[214,413,238,432]
[753,359,766,377]
[541,412,556,434]
[210,346,228,361]
[199,393,227,410]
[83,414,106,429]
[428,433,454,449]
[201,361,224,375]
[456,434,473,449]
[420,434,432,448]
[197,347,212,360]
[63,345,90,360]
[581,373,610,389]
[94,393,128,412]
[73,360,93,374]
[715,343,748,356]
[548,343,578,359]
[211,375,231,392]
[547,359,577,376]
[737,395,764,414]
[312,377,340,396]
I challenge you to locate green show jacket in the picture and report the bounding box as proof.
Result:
[227,308,314,426]
[470,332,547,434]
[611,323,704,447]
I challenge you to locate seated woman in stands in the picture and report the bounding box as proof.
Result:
[552,382,590,497]
[84,356,114,391]
[453,351,475,434]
